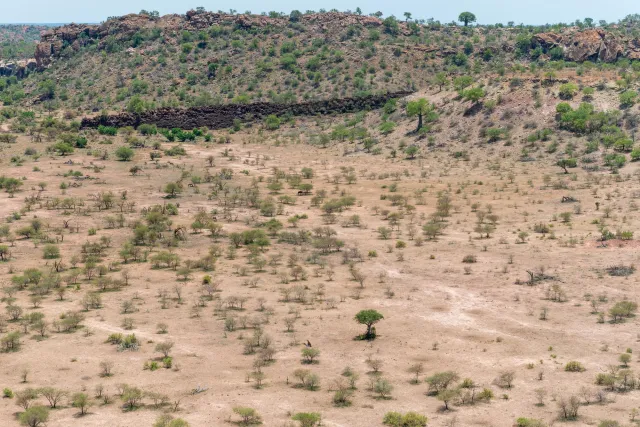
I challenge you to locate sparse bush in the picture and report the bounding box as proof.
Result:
[18,405,49,427]
[115,146,135,161]
[292,412,322,427]
[564,361,585,372]
[383,411,428,427]
[301,347,320,364]
[232,407,261,425]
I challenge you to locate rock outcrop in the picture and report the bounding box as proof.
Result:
[12,12,640,79]
[32,10,386,71]
[81,91,412,130]
[533,28,628,62]
[0,59,37,77]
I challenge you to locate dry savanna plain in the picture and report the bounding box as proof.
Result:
[3,10,640,427]
[2,84,640,427]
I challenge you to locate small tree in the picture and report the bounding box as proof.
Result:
[408,363,424,384]
[559,83,579,100]
[301,347,320,364]
[458,12,477,26]
[406,98,436,132]
[18,406,49,427]
[496,371,516,388]
[425,371,459,394]
[463,87,485,104]
[557,158,577,174]
[121,385,144,409]
[0,244,12,261]
[72,392,92,415]
[155,341,174,357]
[437,388,460,410]
[383,411,428,427]
[115,146,135,161]
[38,387,67,408]
[433,72,448,92]
[99,360,114,377]
[264,115,281,130]
[619,353,632,367]
[405,145,419,159]
[164,182,182,198]
[154,415,191,427]
[3,177,23,196]
[374,378,393,399]
[51,142,74,156]
[289,10,303,22]
[15,388,39,410]
[354,310,384,340]
[42,244,60,259]
[292,412,322,427]
[232,406,262,425]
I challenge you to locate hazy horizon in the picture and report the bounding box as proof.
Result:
[2,1,639,26]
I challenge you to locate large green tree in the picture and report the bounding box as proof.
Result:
[354,309,384,340]
[406,98,436,132]
[458,12,476,26]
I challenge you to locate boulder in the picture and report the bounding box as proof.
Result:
[533,28,623,62]
[0,61,16,76]
[627,38,640,59]
[533,32,564,48]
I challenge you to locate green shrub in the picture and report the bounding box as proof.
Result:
[383,411,428,427]
[264,115,281,130]
[162,357,173,369]
[115,146,135,161]
[18,406,49,426]
[462,255,477,263]
[51,142,74,155]
[604,153,626,169]
[98,125,118,136]
[75,136,88,148]
[138,124,157,135]
[559,83,578,99]
[620,90,637,107]
[516,418,546,427]
[291,412,321,427]
[564,361,585,372]
[232,407,261,425]
[106,333,123,344]
[42,244,60,259]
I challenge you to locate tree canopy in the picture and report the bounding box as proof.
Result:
[458,12,477,26]
[354,309,384,339]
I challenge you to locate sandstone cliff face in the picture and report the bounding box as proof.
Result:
[0,59,37,77]
[533,28,633,62]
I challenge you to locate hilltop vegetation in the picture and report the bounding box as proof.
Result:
[2,9,640,112]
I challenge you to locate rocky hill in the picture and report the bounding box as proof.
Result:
[2,10,640,112]
[0,25,47,77]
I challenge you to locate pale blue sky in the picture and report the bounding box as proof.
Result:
[2,0,638,25]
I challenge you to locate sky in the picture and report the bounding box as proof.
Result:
[1,0,638,25]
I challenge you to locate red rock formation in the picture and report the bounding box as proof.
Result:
[533,28,625,62]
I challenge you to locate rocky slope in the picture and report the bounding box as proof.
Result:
[33,11,390,68]
[0,25,46,77]
[80,90,412,129]
[3,10,640,112]
[29,12,640,71]
[533,28,640,62]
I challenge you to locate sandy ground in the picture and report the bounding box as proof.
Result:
[1,88,640,427]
